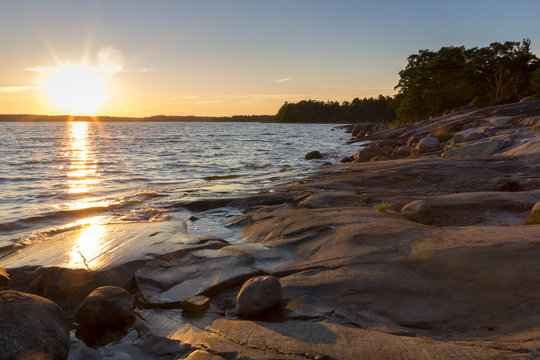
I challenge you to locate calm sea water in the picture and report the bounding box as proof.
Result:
[0,121,357,254]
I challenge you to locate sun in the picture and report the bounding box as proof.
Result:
[43,63,109,115]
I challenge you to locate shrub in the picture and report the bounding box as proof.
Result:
[433,128,454,142]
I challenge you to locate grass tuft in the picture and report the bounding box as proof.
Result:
[375,200,393,213]
[522,213,540,225]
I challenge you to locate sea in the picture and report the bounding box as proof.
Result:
[0,121,358,258]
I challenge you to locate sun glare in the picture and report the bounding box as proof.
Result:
[43,63,109,115]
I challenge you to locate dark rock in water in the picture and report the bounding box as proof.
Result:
[498,180,522,192]
[304,151,323,160]
[180,295,210,313]
[188,215,199,221]
[75,286,134,329]
[340,156,353,163]
[237,275,282,317]
[0,290,70,360]
[401,199,433,225]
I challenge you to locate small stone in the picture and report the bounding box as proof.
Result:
[237,275,282,317]
[304,151,322,160]
[180,295,210,313]
[75,286,134,329]
[401,200,433,225]
[0,290,70,360]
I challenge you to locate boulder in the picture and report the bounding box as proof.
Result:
[519,96,532,103]
[353,144,390,162]
[416,137,440,153]
[395,145,413,157]
[237,275,282,317]
[530,202,540,216]
[75,286,134,329]
[450,134,464,144]
[304,151,322,160]
[407,134,423,147]
[401,200,433,225]
[0,290,70,360]
[180,295,210,313]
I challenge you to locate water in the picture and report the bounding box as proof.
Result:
[0,121,356,256]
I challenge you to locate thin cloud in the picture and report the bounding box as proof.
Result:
[0,86,40,93]
[269,78,292,83]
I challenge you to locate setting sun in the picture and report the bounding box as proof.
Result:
[43,63,109,115]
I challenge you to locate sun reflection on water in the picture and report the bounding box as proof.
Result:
[65,122,106,269]
[68,218,107,269]
[67,121,100,194]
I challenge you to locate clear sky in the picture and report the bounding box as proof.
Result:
[1,0,540,116]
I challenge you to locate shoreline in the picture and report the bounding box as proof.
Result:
[2,101,540,359]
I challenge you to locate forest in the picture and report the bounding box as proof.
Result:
[276,39,540,124]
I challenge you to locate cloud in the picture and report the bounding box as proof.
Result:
[269,78,292,83]
[0,86,40,93]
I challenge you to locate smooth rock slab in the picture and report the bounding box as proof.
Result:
[237,275,282,317]
[75,286,134,329]
[0,290,70,360]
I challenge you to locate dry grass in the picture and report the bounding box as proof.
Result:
[523,213,540,225]
[374,200,393,213]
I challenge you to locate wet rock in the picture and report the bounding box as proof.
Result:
[75,286,134,329]
[0,290,70,360]
[401,200,433,225]
[416,137,440,153]
[353,144,390,162]
[304,151,322,160]
[237,275,282,317]
[340,156,353,163]
[180,295,210,313]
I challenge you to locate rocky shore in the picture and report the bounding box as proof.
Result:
[1,100,540,359]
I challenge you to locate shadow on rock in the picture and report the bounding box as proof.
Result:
[257,320,338,345]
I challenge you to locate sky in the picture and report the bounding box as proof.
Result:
[1,0,540,117]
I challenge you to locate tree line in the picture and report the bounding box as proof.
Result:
[276,39,540,124]
[275,96,395,123]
